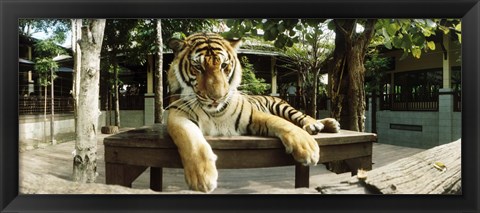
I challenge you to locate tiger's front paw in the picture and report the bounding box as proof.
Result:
[182,147,218,193]
[319,118,340,133]
[302,118,340,134]
[302,121,325,135]
[280,129,320,166]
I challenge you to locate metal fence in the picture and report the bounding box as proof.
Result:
[379,91,461,112]
[19,96,74,115]
[119,95,145,110]
[279,95,329,111]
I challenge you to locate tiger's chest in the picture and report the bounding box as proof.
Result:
[196,112,241,136]
[193,98,247,136]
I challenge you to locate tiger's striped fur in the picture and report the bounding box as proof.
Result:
[166,32,340,192]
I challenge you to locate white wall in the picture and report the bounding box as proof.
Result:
[20,110,146,143]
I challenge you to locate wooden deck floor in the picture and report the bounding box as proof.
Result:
[19,132,424,194]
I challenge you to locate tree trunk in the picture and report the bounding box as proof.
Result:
[329,19,376,132]
[154,19,164,124]
[43,85,47,143]
[113,56,120,127]
[104,84,109,126]
[71,19,82,133]
[73,19,106,183]
[312,70,319,119]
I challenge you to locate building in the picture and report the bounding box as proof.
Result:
[365,33,461,148]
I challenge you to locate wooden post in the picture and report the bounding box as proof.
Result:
[295,163,309,188]
[270,56,278,96]
[150,167,163,191]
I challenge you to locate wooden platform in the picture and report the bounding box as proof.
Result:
[103,124,376,191]
[19,130,425,194]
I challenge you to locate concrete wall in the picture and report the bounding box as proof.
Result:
[365,100,461,149]
[19,114,75,142]
[99,110,145,128]
[374,111,439,148]
[20,110,146,143]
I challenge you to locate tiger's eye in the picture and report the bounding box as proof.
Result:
[194,64,203,72]
[221,62,228,69]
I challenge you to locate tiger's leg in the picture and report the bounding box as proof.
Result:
[167,111,218,193]
[249,110,320,166]
[258,96,340,134]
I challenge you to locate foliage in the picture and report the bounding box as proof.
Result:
[33,37,66,87]
[281,24,332,86]
[224,19,327,49]
[19,19,69,87]
[34,58,59,86]
[127,19,220,65]
[374,19,461,59]
[364,51,391,94]
[19,19,70,43]
[238,56,270,95]
[226,18,461,61]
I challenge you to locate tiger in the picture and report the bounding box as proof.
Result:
[166,32,340,192]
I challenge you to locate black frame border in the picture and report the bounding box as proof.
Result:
[1,0,479,212]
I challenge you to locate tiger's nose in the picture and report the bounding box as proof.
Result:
[206,83,227,100]
[208,89,225,100]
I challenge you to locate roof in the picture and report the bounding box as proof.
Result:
[19,58,34,64]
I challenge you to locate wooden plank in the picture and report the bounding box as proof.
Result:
[319,142,372,163]
[106,146,297,169]
[318,140,461,194]
[105,147,183,168]
[104,124,376,149]
[364,139,461,194]
[106,143,371,169]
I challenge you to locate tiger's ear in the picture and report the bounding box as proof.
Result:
[168,38,186,53]
[228,38,242,50]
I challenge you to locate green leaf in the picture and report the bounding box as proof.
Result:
[382,28,390,41]
[277,23,285,32]
[414,19,426,25]
[285,38,294,47]
[438,25,450,34]
[386,23,397,35]
[327,20,335,30]
[425,19,436,28]
[270,27,279,37]
[427,41,436,50]
[399,51,409,60]
[289,30,296,37]
[412,33,425,46]
[412,48,421,58]
[455,23,461,32]
[392,36,403,47]
[273,39,283,49]
[422,28,432,37]
[384,40,392,49]
[263,30,275,41]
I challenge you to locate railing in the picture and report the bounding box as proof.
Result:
[453,91,461,112]
[380,92,439,111]
[279,95,329,112]
[19,97,74,115]
[119,95,145,110]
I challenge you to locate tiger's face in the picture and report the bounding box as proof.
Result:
[168,33,242,112]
